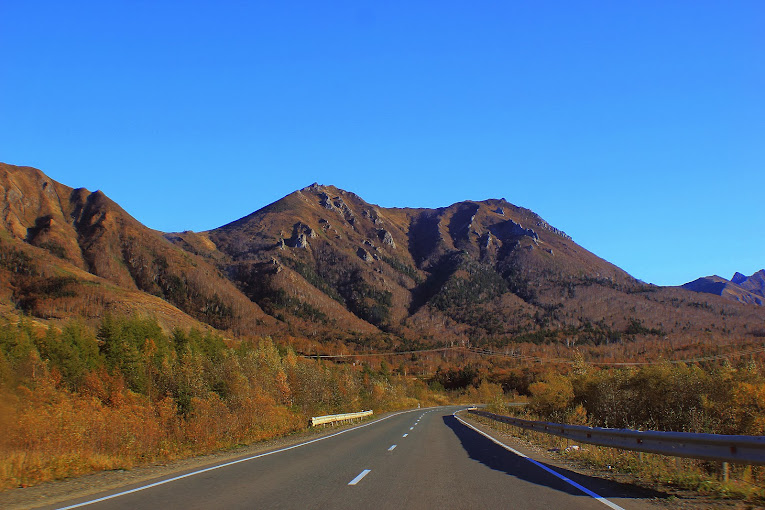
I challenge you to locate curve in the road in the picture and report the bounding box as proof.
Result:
[47,406,663,510]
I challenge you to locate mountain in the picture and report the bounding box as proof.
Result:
[683,276,764,306]
[683,274,764,306]
[186,184,631,345]
[0,162,275,334]
[3,163,764,351]
[170,183,765,348]
[732,270,765,298]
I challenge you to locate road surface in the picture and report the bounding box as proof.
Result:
[45,406,663,509]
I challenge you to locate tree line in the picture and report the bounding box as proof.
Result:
[0,314,446,489]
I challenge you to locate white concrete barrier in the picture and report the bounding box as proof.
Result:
[311,410,373,427]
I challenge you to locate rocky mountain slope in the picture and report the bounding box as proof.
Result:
[0,163,275,334]
[2,163,764,349]
[171,183,765,348]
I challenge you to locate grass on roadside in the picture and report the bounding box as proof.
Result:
[469,408,765,506]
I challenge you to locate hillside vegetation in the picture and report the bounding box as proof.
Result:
[0,315,445,489]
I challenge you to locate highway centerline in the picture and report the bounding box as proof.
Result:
[388,444,397,451]
[348,469,371,485]
[403,433,408,437]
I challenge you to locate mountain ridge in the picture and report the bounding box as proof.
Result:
[733,270,765,298]
[0,162,276,334]
[2,162,764,354]
[683,271,765,306]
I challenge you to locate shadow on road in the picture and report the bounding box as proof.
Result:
[443,415,668,501]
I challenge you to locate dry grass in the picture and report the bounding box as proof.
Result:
[0,362,444,490]
[0,370,306,490]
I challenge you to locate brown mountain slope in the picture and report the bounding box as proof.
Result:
[171,182,765,348]
[0,163,275,334]
[173,185,413,339]
[4,164,762,350]
[0,237,221,332]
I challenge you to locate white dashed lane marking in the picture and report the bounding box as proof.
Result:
[348,469,371,486]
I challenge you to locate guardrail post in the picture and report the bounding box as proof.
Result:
[722,461,729,482]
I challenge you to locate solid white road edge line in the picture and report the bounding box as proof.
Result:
[388,444,397,451]
[55,406,450,510]
[453,411,625,510]
[348,469,371,485]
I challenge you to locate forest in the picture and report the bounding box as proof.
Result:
[524,358,765,435]
[0,315,450,489]
[2,310,764,492]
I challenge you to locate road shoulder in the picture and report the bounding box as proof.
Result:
[457,411,754,510]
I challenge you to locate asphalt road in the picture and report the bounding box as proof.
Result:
[46,406,664,510]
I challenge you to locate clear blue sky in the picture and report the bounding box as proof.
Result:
[1,1,763,286]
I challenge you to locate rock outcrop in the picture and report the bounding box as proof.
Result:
[357,247,373,262]
[489,219,539,242]
[536,220,572,240]
[378,229,396,248]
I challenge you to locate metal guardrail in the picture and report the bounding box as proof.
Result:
[468,409,765,465]
[311,410,373,427]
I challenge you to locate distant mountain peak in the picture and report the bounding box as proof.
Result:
[683,272,765,306]
[731,270,765,299]
[732,272,748,285]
